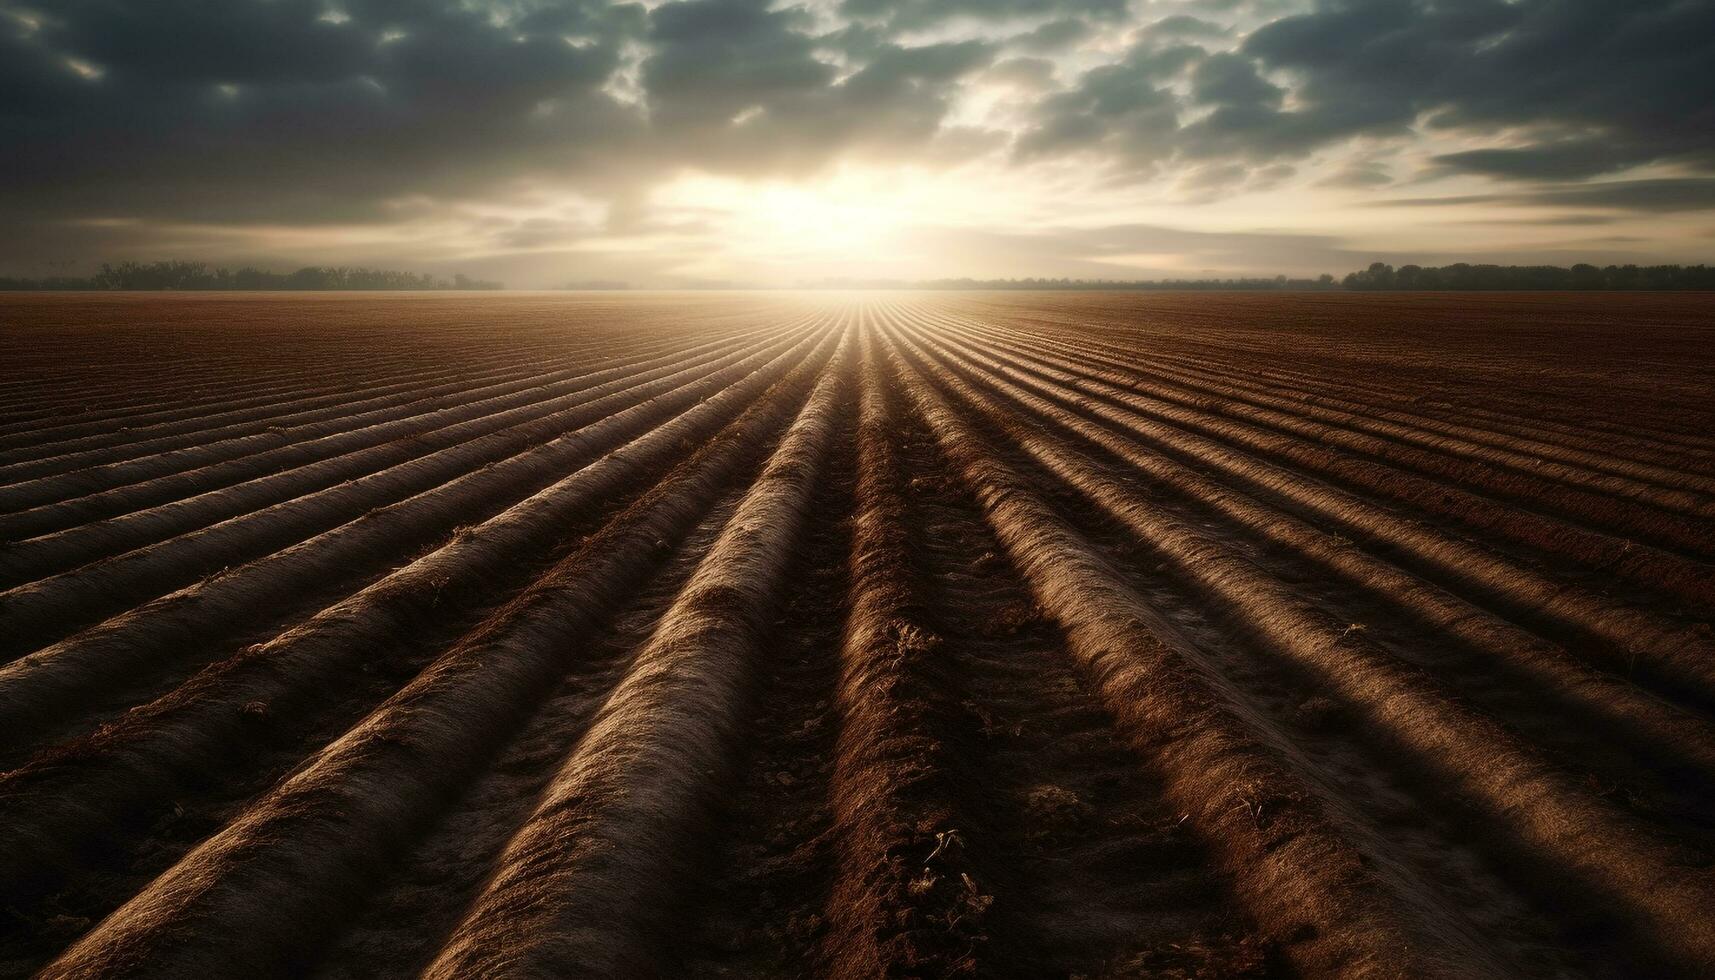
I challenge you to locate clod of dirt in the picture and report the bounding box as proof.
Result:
[1023,784,1096,827]
[1287,695,1345,733]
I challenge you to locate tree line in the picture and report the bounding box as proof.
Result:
[0,261,503,291]
[1343,262,1715,291]
[808,275,1342,290]
[815,267,1714,291]
[5,260,1710,292]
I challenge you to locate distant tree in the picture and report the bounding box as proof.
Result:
[1343,262,1398,290]
[1336,261,1714,291]
[0,260,504,290]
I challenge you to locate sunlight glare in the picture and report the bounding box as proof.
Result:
[667,176,904,261]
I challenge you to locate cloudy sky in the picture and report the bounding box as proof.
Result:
[3,0,1713,286]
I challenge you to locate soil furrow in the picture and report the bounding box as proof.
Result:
[31,331,846,980]
[932,308,1715,562]
[0,324,817,657]
[5,290,1713,977]
[882,321,1505,978]
[889,320,1715,972]
[0,351,561,480]
[0,324,776,582]
[900,314,1715,699]
[0,324,830,738]
[0,324,761,526]
[921,322,1715,796]
[877,336,1275,977]
[311,490,745,979]
[420,333,851,978]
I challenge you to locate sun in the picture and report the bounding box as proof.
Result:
[657,171,918,267]
[743,183,901,257]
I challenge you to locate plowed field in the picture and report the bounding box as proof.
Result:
[3,290,1714,978]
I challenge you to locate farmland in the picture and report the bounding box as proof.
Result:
[2,289,1714,977]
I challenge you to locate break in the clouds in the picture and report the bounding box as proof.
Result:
[2,0,1712,285]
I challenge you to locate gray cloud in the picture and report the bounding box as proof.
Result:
[1316,160,1393,189]
[1450,214,1617,227]
[1009,0,1715,198]
[647,13,995,175]
[1373,178,1715,213]
[0,0,994,246]
[1140,14,1230,40]
[1013,41,1201,165]
[1245,0,1715,179]
[1007,17,1093,53]
[839,0,1127,32]
[1,0,1711,279]
[1,0,645,231]
[1430,142,1665,182]
[643,0,831,130]
[986,56,1060,91]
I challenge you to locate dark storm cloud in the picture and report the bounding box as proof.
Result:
[0,0,1000,257]
[1243,0,1715,179]
[0,0,1001,235]
[1018,0,1715,190]
[1014,20,1411,173]
[1188,52,1280,108]
[41,0,373,85]
[641,0,993,173]
[642,0,829,129]
[5,0,1714,275]
[0,0,645,231]
[1013,41,1201,165]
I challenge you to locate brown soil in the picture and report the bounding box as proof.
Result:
[2,290,1713,978]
